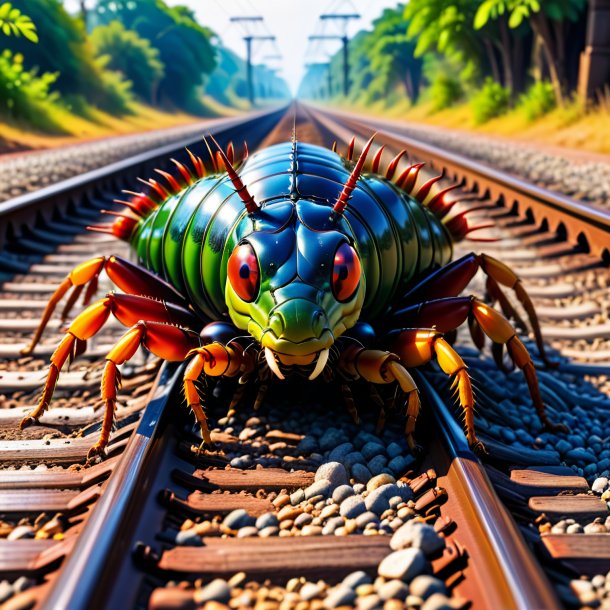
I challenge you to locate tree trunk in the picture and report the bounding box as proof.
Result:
[484,38,501,83]
[531,12,565,105]
[498,16,514,96]
[404,68,415,104]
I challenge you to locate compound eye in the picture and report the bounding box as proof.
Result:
[228,243,259,302]
[332,242,361,302]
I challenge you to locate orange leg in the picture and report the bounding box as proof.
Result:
[386,329,485,453]
[22,255,188,355]
[391,252,556,367]
[20,293,199,433]
[338,346,422,451]
[88,321,200,457]
[183,342,255,449]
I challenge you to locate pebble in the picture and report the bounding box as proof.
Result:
[365,484,398,515]
[368,455,388,476]
[361,442,386,460]
[236,526,259,538]
[294,513,313,528]
[352,464,373,483]
[300,582,323,600]
[278,506,303,521]
[305,479,332,500]
[377,548,427,582]
[342,571,372,589]
[409,575,448,600]
[301,524,323,536]
[0,581,13,603]
[320,504,340,519]
[222,509,255,530]
[377,579,409,601]
[229,455,252,469]
[315,462,349,488]
[340,495,367,519]
[357,594,382,610]
[387,456,410,477]
[296,437,319,454]
[390,522,445,557]
[345,452,366,469]
[322,516,345,535]
[367,474,396,492]
[328,442,354,462]
[356,511,379,528]
[7,526,35,540]
[592,477,608,493]
[196,579,231,603]
[175,528,203,546]
[386,442,402,458]
[324,585,357,608]
[291,489,305,505]
[566,447,597,463]
[256,513,279,530]
[319,428,348,451]
[333,485,355,504]
[258,525,279,537]
[421,593,455,610]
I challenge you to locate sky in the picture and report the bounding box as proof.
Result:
[72,0,403,95]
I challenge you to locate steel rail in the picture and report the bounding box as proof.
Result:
[415,372,562,610]
[0,106,288,250]
[306,105,610,261]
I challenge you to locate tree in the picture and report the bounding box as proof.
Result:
[0,2,38,41]
[90,21,164,103]
[473,0,586,104]
[93,0,217,111]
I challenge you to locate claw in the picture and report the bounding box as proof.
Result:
[471,440,488,456]
[87,443,106,460]
[19,416,37,430]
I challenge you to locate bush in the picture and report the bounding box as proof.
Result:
[518,81,556,121]
[471,78,510,124]
[90,21,164,103]
[93,54,134,115]
[0,49,63,131]
[428,73,463,112]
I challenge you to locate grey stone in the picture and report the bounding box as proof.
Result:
[356,594,382,610]
[386,442,403,458]
[355,511,379,528]
[353,483,365,494]
[7,525,35,540]
[421,593,454,610]
[333,484,355,503]
[555,439,571,454]
[296,437,319,453]
[377,548,427,582]
[256,512,279,530]
[592,477,608,494]
[344,452,366,469]
[198,579,231,603]
[388,455,410,477]
[342,570,372,589]
[222,508,255,530]
[258,525,279,537]
[367,474,396,491]
[305,478,332,500]
[12,577,34,594]
[351,463,372,483]
[365,483,398,515]
[391,522,446,557]
[315,462,348,488]
[300,582,323,601]
[409,575,448,600]
[319,428,348,451]
[295,512,314,527]
[175,529,203,546]
[566,447,597,462]
[367,455,388,476]
[340,495,366,519]
[328,442,354,462]
[322,516,345,535]
[377,579,409,601]
[229,455,252,469]
[361,442,385,460]
[291,488,305,505]
[237,526,259,538]
[0,581,13,604]
[324,586,356,608]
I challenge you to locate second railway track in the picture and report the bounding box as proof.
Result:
[0,103,607,610]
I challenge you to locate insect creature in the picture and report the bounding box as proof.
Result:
[20,133,566,458]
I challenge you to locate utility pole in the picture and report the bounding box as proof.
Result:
[312,12,360,96]
[230,17,276,105]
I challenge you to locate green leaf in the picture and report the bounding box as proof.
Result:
[474,1,495,29]
[0,3,10,19]
[20,25,37,43]
[1,22,10,35]
[544,3,563,20]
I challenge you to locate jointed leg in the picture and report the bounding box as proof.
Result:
[22,255,188,354]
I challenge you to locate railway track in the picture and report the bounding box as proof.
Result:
[0,103,607,610]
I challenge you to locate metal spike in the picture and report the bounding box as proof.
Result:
[416,170,446,202]
[332,134,376,218]
[171,158,193,183]
[101,210,138,221]
[137,177,169,200]
[243,140,249,161]
[401,163,426,192]
[427,184,462,216]
[111,199,144,217]
[227,141,235,165]
[185,147,205,178]
[202,136,218,173]
[331,141,337,153]
[154,168,182,192]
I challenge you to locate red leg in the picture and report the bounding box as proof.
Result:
[387,297,568,434]
[391,252,555,367]
[22,255,188,355]
[20,293,199,431]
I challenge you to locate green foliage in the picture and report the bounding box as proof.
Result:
[6,0,133,114]
[93,0,217,111]
[0,50,63,131]
[428,73,464,112]
[90,21,164,103]
[94,54,133,114]
[0,2,38,42]
[518,81,556,120]
[471,77,510,123]
[474,0,584,29]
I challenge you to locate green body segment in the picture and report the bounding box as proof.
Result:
[129,142,453,325]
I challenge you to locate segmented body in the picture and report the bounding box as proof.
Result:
[131,142,453,321]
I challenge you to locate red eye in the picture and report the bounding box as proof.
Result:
[228,243,259,302]
[332,243,361,302]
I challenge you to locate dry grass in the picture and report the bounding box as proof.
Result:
[338,97,610,158]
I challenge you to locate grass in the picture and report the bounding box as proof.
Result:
[332,94,610,157]
[0,97,243,153]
